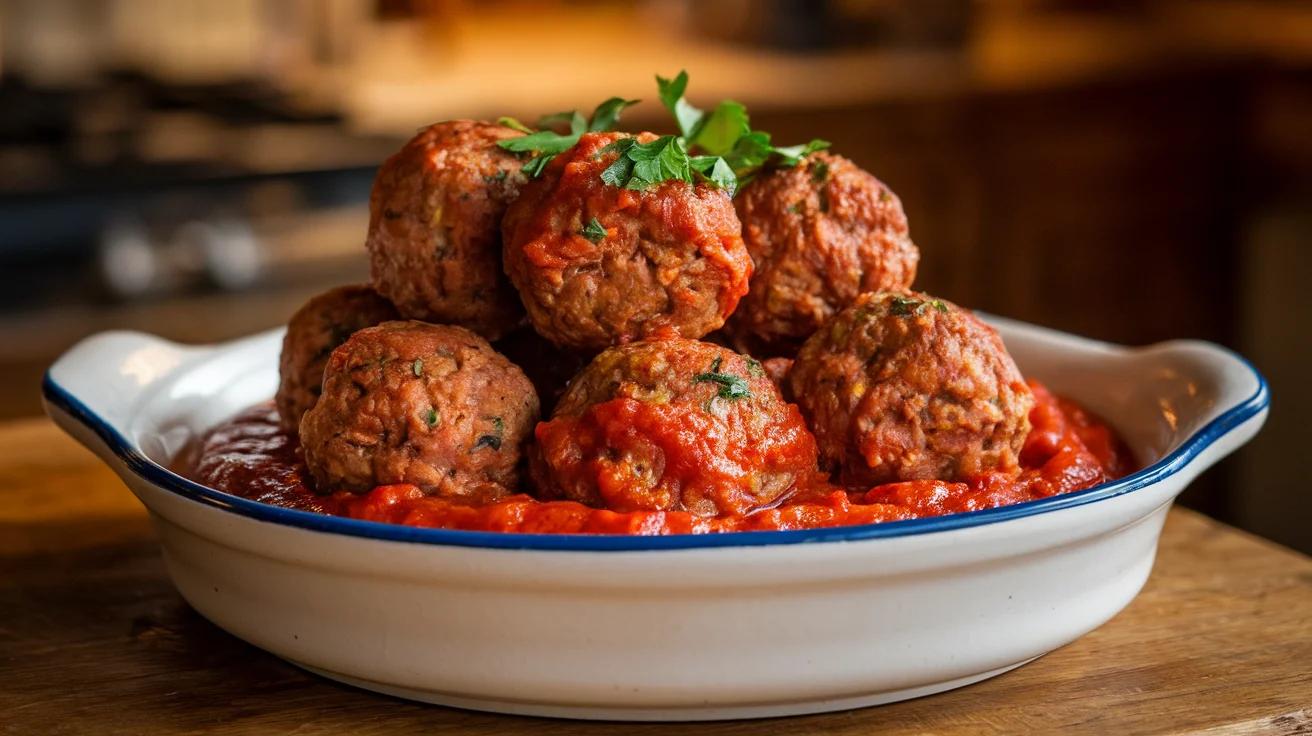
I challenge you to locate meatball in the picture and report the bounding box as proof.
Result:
[531,335,820,517]
[724,152,919,357]
[367,120,528,341]
[299,321,540,499]
[501,131,753,351]
[492,327,591,416]
[788,292,1033,488]
[275,285,399,430]
[761,356,794,396]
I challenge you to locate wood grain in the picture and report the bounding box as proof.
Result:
[3,418,1310,735]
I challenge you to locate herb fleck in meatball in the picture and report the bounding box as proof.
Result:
[501,132,753,351]
[531,335,820,517]
[367,120,528,341]
[788,292,1032,488]
[299,321,539,499]
[275,285,399,430]
[725,152,919,357]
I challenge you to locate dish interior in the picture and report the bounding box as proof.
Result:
[44,317,1268,549]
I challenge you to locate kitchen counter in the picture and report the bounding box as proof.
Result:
[2,416,1309,735]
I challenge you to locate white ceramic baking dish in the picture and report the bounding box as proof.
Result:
[42,317,1268,721]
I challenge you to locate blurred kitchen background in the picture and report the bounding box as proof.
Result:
[1,0,1308,551]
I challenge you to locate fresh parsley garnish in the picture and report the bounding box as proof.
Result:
[497,97,639,178]
[599,134,737,194]
[692,371,752,401]
[498,117,534,134]
[597,70,828,194]
[580,218,607,243]
[662,72,827,163]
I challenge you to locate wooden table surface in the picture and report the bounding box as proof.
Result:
[3,417,1310,735]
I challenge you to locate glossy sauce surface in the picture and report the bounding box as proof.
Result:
[180,380,1134,535]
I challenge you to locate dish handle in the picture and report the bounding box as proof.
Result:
[42,331,201,465]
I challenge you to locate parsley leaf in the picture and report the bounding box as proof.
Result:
[657,71,705,139]
[589,97,640,133]
[692,371,753,401]
[497,97,639,178]
[537,110,588,135]
[691,100,750,156]
[599,134,739,194]
[498,130,579,156]
[600,150,635,187]
[602,135,702,191]
[497,117,534,134]
[521,154,556,178]
[774,138,831,165]
[653,70,832,188]
[690,155,736,196]
[580,218,607,243]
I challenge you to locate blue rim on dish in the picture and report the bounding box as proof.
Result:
[41,363,1269,552]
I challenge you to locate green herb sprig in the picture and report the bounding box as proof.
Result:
[497,97,639,177]
[597,71,830,194]
[580,218,608,243]
[659,71,829,181]
[598,135,736,194]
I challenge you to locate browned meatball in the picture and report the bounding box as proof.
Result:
[761,356,794,396]
[788,292,1032,488]
[492,327,591,416]
[724,152,919,357]
[299,321,540,499]
[275,285,399,431]
[367,120,528,341]
[531,335,821,517]
[501,132,753,352]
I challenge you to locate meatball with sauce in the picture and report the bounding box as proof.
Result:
[531,334,821,517]
[788,292,1033,488]
[501,132,753,352]
[299,321,540,499]
[275,285,399,431]
[724,152,919,357]
[367,120,528,341]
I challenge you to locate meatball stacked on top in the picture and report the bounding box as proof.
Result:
[274,107,1037,513]
[367,120,529,341]
[724,152,919,357]
[502,132,753,352]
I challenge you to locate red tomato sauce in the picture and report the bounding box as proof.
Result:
[179,380,1134,535]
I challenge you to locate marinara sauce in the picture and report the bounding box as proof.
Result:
[179,381,1134,535]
